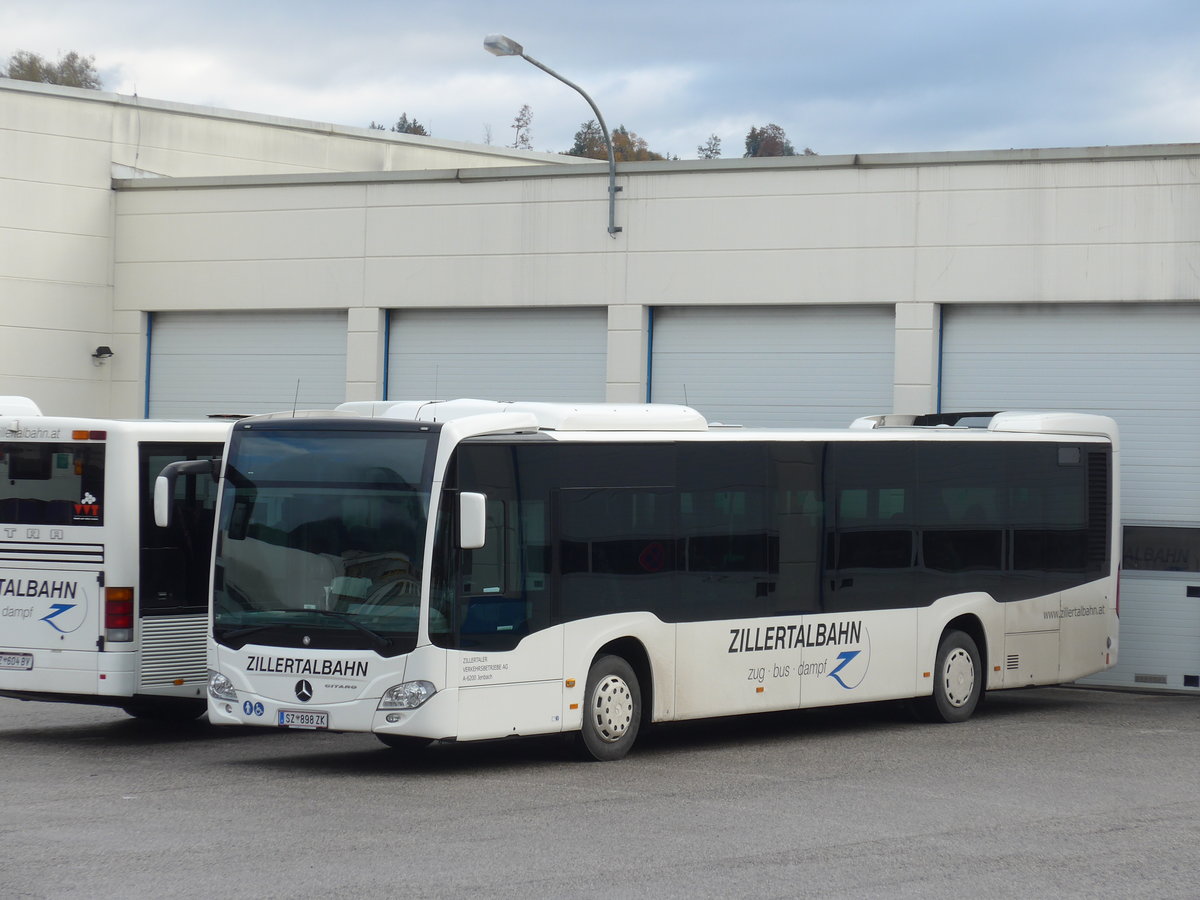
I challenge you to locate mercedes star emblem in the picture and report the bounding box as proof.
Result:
[295,680,314,702]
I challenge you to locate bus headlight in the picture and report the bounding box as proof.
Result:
[207,669,237,702]
[378,680,436,710]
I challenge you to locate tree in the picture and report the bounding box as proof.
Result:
[6,49,101,89]
[510,104,532,150]
[697,133,721,159]
[391,113,428,136]
[743,123,796,158]
[564,120,665,161]
[611,126,665,162]
[565,119,606,159]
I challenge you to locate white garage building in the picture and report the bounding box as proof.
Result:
[4,79,1199,692]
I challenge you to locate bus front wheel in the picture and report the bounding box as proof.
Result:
[575,655,641,761]
[919,630,983,724]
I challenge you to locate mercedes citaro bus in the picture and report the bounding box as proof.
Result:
[182,400,1118,759]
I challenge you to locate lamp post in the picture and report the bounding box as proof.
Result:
[484,34,622,236]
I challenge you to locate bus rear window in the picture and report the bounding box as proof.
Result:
[0,442,105,526]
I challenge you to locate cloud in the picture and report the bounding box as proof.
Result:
[4,0,1200,158]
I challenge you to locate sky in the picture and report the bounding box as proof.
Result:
[3,0,1199,159]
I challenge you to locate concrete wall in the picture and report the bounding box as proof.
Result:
[111,146,1200,416]
[0,80,579,416]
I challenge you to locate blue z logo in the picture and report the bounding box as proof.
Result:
[41,603,77,633]
[828,650,861,689]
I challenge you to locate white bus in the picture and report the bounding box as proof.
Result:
[0,397,229,719]
[196,400,1118,759]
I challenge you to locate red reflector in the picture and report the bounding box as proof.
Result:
[105,588,134,629]
[89,430,107,440]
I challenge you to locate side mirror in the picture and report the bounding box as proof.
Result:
[154,458,220,527]
[459,492,487,550]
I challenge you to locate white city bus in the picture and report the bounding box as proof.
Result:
[0,397,230,719]
[196,400,1118,759]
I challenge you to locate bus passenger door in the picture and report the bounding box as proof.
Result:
[137,444,222,695]
[443,491,563,741]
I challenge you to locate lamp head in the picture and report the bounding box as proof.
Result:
[483,34,523,57]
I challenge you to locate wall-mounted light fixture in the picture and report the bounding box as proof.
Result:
[92,345,114,365]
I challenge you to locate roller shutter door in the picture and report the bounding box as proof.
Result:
[148,310,348,418]
[388,308,607,402]
[650,305,895,427]
[941,303,1200,691]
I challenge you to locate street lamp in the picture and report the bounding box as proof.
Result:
[484,33,622,236]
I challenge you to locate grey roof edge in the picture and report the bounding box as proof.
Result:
[1,77,583,166]
[113,141,1200,192]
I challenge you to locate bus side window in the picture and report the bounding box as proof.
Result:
[823,442,916,613]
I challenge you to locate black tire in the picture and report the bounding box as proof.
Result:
[121,699,206,722]
[918,630,983,723]
[575,655,641,761]
[376,734,432,756]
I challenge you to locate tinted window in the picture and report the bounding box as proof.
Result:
[140,443,223,613]
[437,437,1111,641]
[823,442,916,611]
[1,441,105,526]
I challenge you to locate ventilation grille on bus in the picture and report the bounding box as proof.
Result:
[1087,451,1110,565]
[0,541,104,565]
[1006,654,1020,671]
[138,615,207,688]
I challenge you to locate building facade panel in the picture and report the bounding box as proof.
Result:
[116,205,368,263]
[364,253,627,309]
[633,190,919,253]
[914,244,1200,303]
[115,258,367,312]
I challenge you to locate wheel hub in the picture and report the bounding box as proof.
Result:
[943,647,976,707]
[591,674,633,742]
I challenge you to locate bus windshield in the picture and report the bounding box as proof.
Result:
[213,426,437,657]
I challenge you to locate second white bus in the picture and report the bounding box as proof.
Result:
[0,398,230,719]
[196,400,1119,758]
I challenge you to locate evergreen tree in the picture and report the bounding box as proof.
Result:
[6,49,101,89]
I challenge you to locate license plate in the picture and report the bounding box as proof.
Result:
[0,652,33,671]
[278,709,328,729]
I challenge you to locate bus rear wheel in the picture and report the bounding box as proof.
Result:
[575,655,641,761]
[919,630,983,724]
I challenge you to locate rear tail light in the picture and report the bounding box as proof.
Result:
[105,587,134,642]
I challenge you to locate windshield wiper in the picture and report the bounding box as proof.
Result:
[307,610,392,651]
[216,608,392,651]
[216,624,277,647]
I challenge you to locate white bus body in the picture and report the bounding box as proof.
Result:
[0,399,229,718]
[204,401,1119,758]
